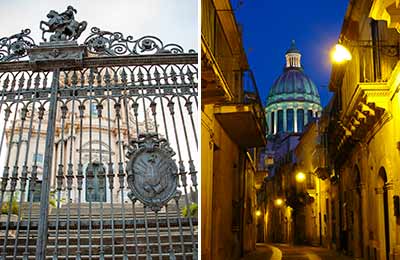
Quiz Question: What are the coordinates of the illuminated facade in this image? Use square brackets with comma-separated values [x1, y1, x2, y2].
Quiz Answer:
[258, 42, 323, 245]
[201, 0, 266, 258]
[326, 0, 400, 259]
[265, 41, 322, 135]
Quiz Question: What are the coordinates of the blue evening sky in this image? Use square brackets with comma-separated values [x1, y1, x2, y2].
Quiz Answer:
[234, 0, 349, 107]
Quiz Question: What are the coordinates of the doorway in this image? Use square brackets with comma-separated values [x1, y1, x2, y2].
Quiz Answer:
[379, 167, 390, 260]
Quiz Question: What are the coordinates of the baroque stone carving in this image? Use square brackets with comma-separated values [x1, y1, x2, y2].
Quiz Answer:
[40, 6, 87, 42]
[125, 133, 178, 211]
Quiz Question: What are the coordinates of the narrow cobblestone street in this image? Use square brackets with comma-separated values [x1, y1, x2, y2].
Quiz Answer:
[242, 244, 355, 260]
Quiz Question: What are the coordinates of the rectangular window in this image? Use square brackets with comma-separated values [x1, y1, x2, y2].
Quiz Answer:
[307, 110, 314, 124]
[270, 112, 275, 134]
[33, 153, 43, 165]
[287, 109, 294, 132]
[297, 109, 304, 132]
[306, 174, 315, 189]
[91, 103, 98, 116]
[277, 110, 283, 133]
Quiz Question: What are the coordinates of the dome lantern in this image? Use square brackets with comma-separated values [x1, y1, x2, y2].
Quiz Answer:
[285, 40, 301, 68]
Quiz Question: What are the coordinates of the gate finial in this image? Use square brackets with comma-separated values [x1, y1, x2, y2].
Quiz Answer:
[39, 6, 87, 42]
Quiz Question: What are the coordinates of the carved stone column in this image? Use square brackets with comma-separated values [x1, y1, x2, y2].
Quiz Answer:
[294, 108, 298, 133]
[283, 109, 287, 132]
[359, 183, 368, 258]
[304, 106, 309, 126]
[385, 182, 396, 259]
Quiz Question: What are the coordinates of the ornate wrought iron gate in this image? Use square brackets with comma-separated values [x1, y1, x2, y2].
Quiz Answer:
[0, 6, 198, 260]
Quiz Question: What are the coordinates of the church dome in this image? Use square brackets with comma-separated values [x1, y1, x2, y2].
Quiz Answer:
[265, 41, 322, 135]
[266, 41, 320, 106]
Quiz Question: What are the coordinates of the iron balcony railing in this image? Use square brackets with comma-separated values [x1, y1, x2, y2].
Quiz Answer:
[201, 0, 241, 101]
[243, 70, 267, 137]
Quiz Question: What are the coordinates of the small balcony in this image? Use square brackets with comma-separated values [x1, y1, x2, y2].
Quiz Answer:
[201, 0, 250, 105]
[214, 104, 266, 147]
[312, 146, 329, 180]
[214, 71, 267, 148]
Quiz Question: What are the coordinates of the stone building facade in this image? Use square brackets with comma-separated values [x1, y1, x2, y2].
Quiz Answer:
[260, 1, 400, 259]
[201, 0, 266, 258]
[5, 97, 156, 204]
[258, 42, 323, 245]
[326, 0, 400, 259]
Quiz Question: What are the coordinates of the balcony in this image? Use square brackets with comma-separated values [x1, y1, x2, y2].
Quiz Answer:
[255, 170, 268, 189]
[214, 104, 266, 147]
[201, 0, 248, 104]
[214, 71, 267, 148]
[370, 0, 400, 32]
[312, 146, 329, 180]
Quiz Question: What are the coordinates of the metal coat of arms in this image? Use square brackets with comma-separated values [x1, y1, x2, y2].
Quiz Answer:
[126, 133, 178, 212]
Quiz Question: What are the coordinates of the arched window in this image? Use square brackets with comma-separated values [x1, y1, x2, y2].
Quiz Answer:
[297, 109, 304, 132]
[277, 110, 284, 133]
[287, 109, 294, 132]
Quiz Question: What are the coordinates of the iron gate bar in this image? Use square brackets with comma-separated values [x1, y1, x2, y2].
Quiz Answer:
[0, 7, 198, 260]
[1, 74, 26, 258]
[24, 104, 46, 259]
[12, 75, 37, 259]
[65, 87, 76, 260]
[97, 98, 106, 260]
[105, 77, 116, 260]
[36, 69, 60, 260]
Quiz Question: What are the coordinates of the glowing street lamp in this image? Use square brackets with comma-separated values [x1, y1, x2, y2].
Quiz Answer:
[295, 172, 306, 183]
[331, 44, 352, 63]
[274, 198, 283, 207]
[255, 210, 262, 217]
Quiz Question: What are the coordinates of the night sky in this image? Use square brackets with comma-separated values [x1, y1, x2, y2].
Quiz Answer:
[234, 0, 349, 107]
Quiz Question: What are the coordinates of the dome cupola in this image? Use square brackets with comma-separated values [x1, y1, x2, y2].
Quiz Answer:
[265, 41, 322, 135]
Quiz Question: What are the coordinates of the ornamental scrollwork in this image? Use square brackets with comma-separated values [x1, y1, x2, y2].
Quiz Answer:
[84, 27, 195, 56]
[0, 29, 36, 62]
[0, 7, 196, 63]
[125, 133, 179, 212]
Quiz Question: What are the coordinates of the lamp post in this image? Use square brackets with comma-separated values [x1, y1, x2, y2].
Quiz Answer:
[330, 42, 399, 64]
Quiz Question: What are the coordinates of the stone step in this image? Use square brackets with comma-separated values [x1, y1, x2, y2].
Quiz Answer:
[4, 252, 194, 259]
[0, 233, 195, 245]
[22, 212, 187, 219]
[0, 202, 197, 259]
[0, 218, 198, 230]
[3, 241, 194, 256]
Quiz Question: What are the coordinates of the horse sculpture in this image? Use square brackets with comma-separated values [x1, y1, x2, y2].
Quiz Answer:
[39, 6, 87, 42]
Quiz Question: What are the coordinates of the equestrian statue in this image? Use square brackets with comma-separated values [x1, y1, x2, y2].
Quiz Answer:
[40, 6, 87, 42]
